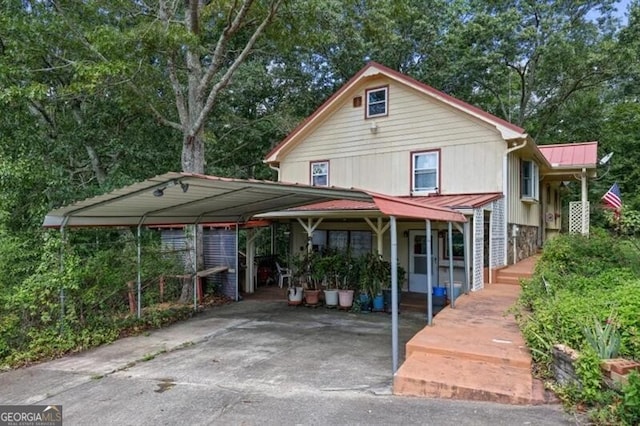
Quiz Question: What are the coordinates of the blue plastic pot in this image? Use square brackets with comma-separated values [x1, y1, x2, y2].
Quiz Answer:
[372, 294, 384, 311]
[433, 287, 446, 297]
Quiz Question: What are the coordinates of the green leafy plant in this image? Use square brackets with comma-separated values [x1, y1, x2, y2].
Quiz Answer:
[618, 371, 640, 426]
[583, 313, 621, 360]
[575, 347, 604, 405]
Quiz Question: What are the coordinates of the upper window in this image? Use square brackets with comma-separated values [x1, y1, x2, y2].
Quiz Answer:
[412, 151, 439, 193]
[520, 159, 539, 200]
[311, 161, 329, 186]
[365, 87, 388, 118]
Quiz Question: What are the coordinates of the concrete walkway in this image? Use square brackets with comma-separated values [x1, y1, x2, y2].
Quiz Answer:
[394, 256, 549, 405]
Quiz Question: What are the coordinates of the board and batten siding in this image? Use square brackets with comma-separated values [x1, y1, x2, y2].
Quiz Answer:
[279, 78, 505, 196]
[507, 153, 540, 227]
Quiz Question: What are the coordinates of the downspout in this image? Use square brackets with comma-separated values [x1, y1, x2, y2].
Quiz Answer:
[268, 163, 281, 181]
[503, 138, 527, 265]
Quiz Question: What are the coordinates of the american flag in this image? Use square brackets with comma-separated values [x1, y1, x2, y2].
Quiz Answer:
[602, 183, 622, 211]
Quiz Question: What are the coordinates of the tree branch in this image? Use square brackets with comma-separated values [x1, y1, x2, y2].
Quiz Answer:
[190, 0, 282, 137]
[197, 0, 255, 98]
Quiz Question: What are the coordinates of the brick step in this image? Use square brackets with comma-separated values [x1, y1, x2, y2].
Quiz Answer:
[394, 353, 535, 405]
[405, 323, 531, 369]
[493, 275, 524, 285]
[496, 270, 533, 279]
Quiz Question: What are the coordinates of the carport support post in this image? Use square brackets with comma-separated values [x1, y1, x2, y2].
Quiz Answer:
[193, 222, 199, 310]
[426, 219, 433, 326]
[448, 221, 455, 309]
[136, 217, 145, 319]
[59, 217, 69, 332]
[390, 215, 399, 373]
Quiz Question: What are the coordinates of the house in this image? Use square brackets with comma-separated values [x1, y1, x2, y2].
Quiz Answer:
[261, 62, 598, 293]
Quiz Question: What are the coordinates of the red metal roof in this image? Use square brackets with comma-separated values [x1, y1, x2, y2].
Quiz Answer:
[538, 141, 598, 168]
[404, 193, 503, 209]
[289, 199, 378, 211]
[286, 194, 467, 222]
[290, 193, 502, 213]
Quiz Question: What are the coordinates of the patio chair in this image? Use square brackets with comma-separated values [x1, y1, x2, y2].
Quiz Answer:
[275, 262, 292, 288]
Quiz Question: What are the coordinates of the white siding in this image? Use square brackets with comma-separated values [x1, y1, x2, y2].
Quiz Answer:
[280, 78, 505, 195]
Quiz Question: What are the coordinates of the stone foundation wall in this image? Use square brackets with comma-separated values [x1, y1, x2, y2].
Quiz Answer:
[507, 224, 538, 264]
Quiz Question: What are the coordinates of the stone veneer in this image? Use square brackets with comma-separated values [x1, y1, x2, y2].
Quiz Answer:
[507, 224, 538, 264]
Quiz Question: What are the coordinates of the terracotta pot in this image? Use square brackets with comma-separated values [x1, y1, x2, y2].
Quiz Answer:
[305, 289, 321, 305]
[338, 289, 354, 308]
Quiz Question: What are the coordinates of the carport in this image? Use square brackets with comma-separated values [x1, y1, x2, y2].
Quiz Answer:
[44, 172, 466, 372]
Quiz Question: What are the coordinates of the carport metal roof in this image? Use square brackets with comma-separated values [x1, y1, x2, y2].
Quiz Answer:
[43, 172, 466, 228]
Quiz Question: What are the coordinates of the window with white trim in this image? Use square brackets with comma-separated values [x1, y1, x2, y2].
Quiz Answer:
[520, 160, 539, 200]
[366, 87, 388, 118]
[311, 161, 329, 186]
[412, 151, 439, 193]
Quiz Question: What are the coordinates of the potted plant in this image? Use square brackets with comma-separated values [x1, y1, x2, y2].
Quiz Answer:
[383, 262, 406, 313]
[288, 252, 310, 305]
[337, 252, 357, 309]
[361, 253, 387, 312]
[318, 251, 340, 307]
[302, 251, 323, 306]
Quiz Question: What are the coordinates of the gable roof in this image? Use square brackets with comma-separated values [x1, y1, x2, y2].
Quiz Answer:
[264, 62, 527, 163]
[539, 141, 598, 168]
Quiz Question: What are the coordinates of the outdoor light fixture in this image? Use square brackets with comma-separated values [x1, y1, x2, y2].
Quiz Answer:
[180, 181, 189, 193]
[153, 187, 165, 197]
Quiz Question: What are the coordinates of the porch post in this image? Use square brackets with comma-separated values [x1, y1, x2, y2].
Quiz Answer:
[297, 218, 323, 253]
[390, 216, 399, 373]
[364, 217, 390, 256]
[246, 229, 257, 293]
[463, 220, 471, 294]
[581, 168, 589, 235]
[426, 219, 433, 326]
[448, 221, 455, 309]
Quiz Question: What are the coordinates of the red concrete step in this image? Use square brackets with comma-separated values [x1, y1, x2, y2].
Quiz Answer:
[394, 352, 535, 405]
[405, 323, 531, 369]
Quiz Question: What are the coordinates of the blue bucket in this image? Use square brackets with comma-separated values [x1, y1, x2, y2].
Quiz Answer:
[433, 287, 446, 297]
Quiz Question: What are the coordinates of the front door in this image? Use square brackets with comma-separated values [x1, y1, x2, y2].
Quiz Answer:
[409, 230, 439, 293]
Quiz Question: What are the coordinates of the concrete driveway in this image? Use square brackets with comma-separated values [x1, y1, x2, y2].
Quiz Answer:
[0, 300, 574, 425]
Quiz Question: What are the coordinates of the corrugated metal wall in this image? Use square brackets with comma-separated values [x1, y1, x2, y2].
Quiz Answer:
[203, 228, 237, 301]
[161, 228, 238, 301]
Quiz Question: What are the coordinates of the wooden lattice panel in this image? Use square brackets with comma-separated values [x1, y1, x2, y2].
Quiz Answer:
[569, 201, 589, 234]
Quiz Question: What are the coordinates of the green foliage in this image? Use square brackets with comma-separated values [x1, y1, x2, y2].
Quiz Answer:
[583, 314, 621, 359]
[575, 347, 605, 405]
[618, 371, 640, 426]
[0, 229, 187, 368]
[516, 232, 640, 424]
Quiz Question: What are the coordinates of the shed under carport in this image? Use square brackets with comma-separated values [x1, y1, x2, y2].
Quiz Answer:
[44, 172, 466, 372]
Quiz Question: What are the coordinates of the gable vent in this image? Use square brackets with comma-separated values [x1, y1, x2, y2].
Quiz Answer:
[352, 96, 362, 108]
